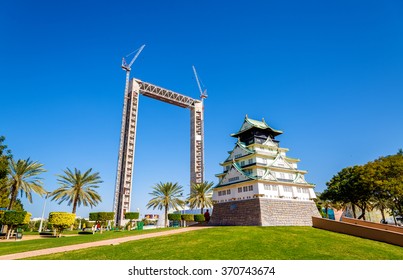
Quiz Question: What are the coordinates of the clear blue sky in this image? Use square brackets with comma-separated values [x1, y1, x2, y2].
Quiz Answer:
[1, 1, 402, 219]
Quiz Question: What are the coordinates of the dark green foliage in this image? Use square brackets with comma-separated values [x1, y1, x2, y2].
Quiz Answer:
[323, 150, 403, 220]
[1, 210, 31, 239]
[89, 212, 98, 222]
[167, 213, 181, 221]
[0, 136, 12, 209]
[1, 211, 29, 226]
[194, 214, 205, 222]
[181, 214, 194, 221]
[89, 212, 114, 227]
[124, 212, 139, 220]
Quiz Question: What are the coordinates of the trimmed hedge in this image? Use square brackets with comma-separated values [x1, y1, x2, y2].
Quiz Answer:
[194, 214, 205, 222]
[1, 211, 31, 227]
[48, 212, 76, 236]
[124, 212, 139, 220]
[168, 213, 181, 221]
[89, 212, 114, 223]
[181, 214, 194, 221]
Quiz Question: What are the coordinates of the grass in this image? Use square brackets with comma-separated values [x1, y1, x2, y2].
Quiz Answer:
[0, 228, 173, 256]
[21, 226, 403, 260]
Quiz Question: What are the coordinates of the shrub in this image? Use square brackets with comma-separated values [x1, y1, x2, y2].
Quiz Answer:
[125, 212, 139, 220]
[48, 212, 75, 237]
[89, 212, 114, 233]
[1, 211, 31, 239]
[194, 214, 205, 222]
[168, 213, 181, 221]
[181, 214, 194, 221]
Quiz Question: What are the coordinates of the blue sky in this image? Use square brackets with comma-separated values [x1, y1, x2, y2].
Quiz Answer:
[1, 1, 402, 219]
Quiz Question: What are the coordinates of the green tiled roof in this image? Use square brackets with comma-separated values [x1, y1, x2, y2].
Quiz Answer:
[231, 115, 283, 137]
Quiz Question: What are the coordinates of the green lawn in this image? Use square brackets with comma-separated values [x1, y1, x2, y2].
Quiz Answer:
[23, 226, 403, 260]
[0, 228, 173, 256]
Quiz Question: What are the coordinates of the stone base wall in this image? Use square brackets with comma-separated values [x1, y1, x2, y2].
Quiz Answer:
[260, 199, 321, 226]
[210, 198, 321, 226]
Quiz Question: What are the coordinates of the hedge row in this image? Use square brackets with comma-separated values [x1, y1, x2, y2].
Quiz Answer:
[167, 214, 205, 222]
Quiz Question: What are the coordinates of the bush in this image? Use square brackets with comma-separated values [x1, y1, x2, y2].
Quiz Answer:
[89, 212, 114, 224]
[48, 212, 75, 237]
[168, 213, 181, 221]
[1, 211, 31, 239]
[181, 214, 194, 221]
[194, 214, 205, 222]
[125, 212, 139, 220]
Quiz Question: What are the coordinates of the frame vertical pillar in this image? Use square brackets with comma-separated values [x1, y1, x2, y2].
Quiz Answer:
[190, 101, 204, 185]
[113, 80, 140, 226]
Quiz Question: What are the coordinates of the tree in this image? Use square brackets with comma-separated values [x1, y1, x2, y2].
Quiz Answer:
[0, 211, 31, 239]
[146, 182, 185, 228]
[187, 181, 214, 214]
[89, 212, 114, 233]
[124, 212, 139, 230]
[48, 212, 75, 237]
[368, 152, 403, 219]
[0, 136, 12, 209]
[324, 165, 373, 220]
[7, 158, 47, 210]
[50, 168, 102, 214]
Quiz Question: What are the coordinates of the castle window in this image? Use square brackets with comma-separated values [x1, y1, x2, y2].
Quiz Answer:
[227, 189, 231, 195]
[243, 186, 248, 192]
[248, 185, 253, 191]
[238, 187, 242, 193]
[228, 176, 239, 182]
[234, 153, 242, 158]
[283, 186, 292, 192]
[248, 159, 253, 164]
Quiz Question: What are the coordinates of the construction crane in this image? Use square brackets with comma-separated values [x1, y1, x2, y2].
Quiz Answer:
[192, 65, 208, 100]
[122, 44, 146, 95]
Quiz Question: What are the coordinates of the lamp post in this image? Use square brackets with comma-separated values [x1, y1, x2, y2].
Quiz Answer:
[38, 192, 50, 233]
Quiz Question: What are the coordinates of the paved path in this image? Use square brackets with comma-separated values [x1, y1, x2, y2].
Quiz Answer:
[0, 226, 212, 260]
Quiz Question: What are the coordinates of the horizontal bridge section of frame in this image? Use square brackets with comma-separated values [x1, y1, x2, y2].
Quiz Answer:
[131, 78, 199, 108]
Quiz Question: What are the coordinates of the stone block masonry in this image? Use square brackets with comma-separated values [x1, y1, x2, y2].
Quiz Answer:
[210, 198, 321, 226]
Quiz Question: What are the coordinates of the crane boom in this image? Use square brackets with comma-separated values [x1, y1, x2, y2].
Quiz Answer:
[192, 65, 207, 99]
[122, 44, 146, 72]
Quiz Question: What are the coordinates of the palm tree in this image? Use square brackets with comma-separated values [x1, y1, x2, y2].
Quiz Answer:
[7, 158, 47, 210]
[146, 182, 185, 227]
[50, 168, 102, 214]
[187, 181, 214, 214]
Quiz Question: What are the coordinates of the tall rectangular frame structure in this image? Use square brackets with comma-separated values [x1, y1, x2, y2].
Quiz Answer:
[113, 78, 204, 226]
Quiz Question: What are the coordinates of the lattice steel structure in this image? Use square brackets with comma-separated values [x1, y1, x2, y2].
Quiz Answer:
[113, 78, 205, 226]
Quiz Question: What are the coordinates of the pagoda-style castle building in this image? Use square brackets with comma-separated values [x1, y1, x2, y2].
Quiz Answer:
[210, 116, 320, 226]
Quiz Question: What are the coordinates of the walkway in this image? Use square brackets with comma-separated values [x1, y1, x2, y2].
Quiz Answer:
[0, 226, 212, 260]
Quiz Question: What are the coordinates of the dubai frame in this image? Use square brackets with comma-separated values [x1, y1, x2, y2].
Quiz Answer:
[113, 46, 206, 226]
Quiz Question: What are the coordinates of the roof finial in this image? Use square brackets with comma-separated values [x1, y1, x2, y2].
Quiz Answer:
[245, 114, 248, 119]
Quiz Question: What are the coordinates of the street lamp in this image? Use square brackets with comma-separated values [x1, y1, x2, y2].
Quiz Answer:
[38, 192, 50, 233]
